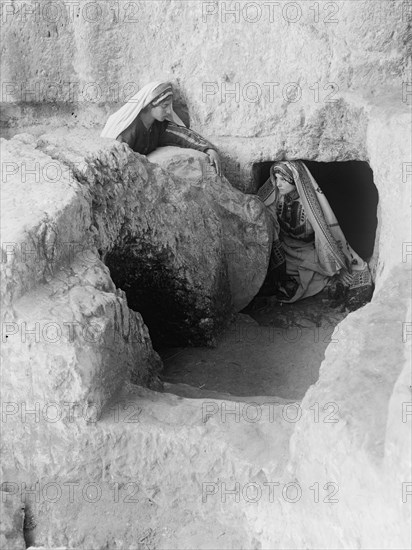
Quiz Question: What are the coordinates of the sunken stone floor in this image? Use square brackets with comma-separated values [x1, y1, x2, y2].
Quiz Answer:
[160, 293, 347, 400]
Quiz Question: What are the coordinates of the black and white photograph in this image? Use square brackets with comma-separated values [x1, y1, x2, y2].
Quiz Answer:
[0, 0, 411, 548]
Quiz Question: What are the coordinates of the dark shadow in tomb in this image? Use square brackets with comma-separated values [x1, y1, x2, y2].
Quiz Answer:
[105, 240, 230, 350]
[253, 160, 379, 261]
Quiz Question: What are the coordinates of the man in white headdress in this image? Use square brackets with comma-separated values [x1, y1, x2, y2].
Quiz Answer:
[101, 81, 221, 175]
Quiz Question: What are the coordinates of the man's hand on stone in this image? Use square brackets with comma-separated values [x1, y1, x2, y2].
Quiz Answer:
[205, 148, 222, 177]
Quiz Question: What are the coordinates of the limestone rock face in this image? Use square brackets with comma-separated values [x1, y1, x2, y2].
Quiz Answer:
[1, 1, 407, 133]
[0, 134, 163, 419]
[148, 146, 271, 312]
[1, 1, 409, 192]
[0, 492, 25, 550]
[2, 253, 162, 417]
[2, 384, 294, 550]
[280, 265, 412, 550]
[0, 135, 93, 308]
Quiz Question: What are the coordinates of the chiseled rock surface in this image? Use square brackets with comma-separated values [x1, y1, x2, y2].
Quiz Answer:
[2, 253, 162, 420]
[1, 1, 407, 137]
[366, 100, 412, 280]
[277, 265, 412, 550]
[1, 1, 409, 193]
[148, 146, 271, 311]
[0, 135, 93, 308]
[1, 135, 162, 415]
[6, 278, 411, 550]
[0, 492, 25, 550]
[2, 384, 294, 549]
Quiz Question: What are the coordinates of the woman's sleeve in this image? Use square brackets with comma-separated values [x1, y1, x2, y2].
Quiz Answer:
[117, 122, 136, 148]
[159, 122, 217, 153]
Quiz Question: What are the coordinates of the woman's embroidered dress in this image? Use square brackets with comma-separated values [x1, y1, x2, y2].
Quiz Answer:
[117, 116, 214, 155]
[258, 161, 370, 303]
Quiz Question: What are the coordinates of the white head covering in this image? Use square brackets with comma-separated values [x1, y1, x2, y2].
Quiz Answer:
[101, 81, 185, 139]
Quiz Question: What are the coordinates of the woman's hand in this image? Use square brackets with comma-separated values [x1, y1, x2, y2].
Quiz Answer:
[205, 148, 222, 177]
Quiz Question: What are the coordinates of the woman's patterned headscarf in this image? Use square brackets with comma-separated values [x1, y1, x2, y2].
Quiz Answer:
[151, 83, 173, 106]
[101, 81, 185, 139]
[257, 161, 296, 206]
[270, 162, 295, 185]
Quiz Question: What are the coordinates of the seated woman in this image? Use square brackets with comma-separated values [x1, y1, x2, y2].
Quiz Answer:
[257, 161, 373, 306]
[101, 81, 221, 175]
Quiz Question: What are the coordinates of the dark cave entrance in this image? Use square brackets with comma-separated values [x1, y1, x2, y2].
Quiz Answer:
[159, 160, 379, 399]
[253, 159, 379, 262]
